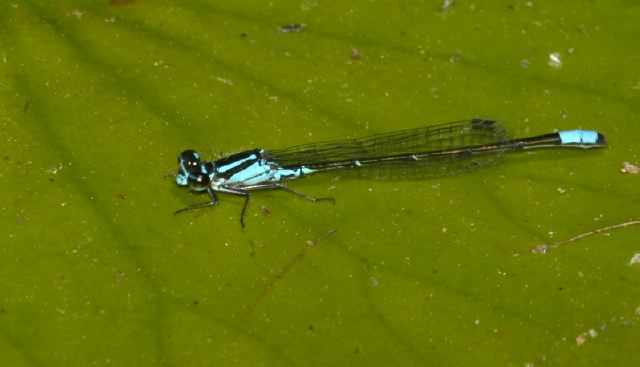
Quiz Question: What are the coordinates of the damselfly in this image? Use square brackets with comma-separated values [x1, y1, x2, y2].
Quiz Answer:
[173, 119, 606, 227]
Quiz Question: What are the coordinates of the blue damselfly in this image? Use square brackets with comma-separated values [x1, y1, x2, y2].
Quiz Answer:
[173, 119, 606, 227]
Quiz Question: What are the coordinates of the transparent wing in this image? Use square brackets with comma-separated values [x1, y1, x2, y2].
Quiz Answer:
[268, 119, 512, 180]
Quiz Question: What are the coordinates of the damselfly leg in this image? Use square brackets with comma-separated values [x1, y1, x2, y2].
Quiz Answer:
[174, 188, 219, 215]
[239, 183, 336, 204]
[226, 183, 334, 228]
[175, 183, 335, 228]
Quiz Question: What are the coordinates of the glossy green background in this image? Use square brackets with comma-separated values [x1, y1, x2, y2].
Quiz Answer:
[1, 0, 639, 365]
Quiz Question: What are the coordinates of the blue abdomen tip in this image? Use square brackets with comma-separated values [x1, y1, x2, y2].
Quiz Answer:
[559, 130, 604, 145]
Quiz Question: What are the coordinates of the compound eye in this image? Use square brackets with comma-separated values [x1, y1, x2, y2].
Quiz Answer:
[187, 172, 210, 191]
[178, 150, 201, 169]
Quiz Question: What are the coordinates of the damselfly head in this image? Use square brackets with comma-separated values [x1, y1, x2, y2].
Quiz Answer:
[176, 150, 213, 191]
[178, 150, 201, 168]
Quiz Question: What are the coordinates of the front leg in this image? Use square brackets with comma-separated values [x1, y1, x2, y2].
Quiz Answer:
[174, 187, 219, 215]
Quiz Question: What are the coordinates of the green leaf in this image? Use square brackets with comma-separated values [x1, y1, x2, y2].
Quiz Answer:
[1, 0, 639, 365]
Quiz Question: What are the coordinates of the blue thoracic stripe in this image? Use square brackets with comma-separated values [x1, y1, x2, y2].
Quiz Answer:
[227, 160, 271, 185]
[224, 161, 316, 186]
[559, 130, 600, 145]
[217, 153, 258, 173]
[273, 166, 315, 180]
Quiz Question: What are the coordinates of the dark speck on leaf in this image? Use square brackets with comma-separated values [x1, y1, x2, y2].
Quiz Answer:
[279, 24, 305, 33]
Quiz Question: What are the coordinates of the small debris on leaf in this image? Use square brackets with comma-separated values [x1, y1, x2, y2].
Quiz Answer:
[279, 24, 305, 33]
[621, 161, 639, 174]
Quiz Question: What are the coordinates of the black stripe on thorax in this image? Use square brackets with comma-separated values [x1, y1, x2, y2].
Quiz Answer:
[214, 149, 265, 180]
